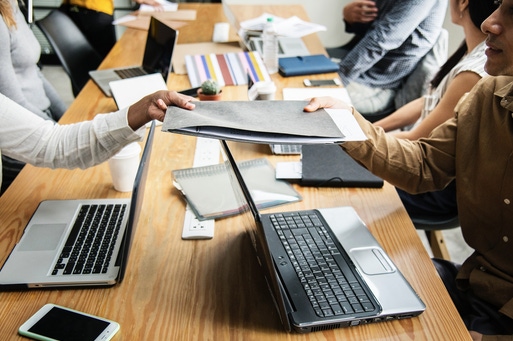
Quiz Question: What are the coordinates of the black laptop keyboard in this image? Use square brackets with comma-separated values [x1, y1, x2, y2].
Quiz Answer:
[269, 211, 376, 318]
[114, 67, 147, 79]
[52, 204, 127, 276]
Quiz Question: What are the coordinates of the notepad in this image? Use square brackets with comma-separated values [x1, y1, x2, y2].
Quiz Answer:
[172, 158, 301, 220]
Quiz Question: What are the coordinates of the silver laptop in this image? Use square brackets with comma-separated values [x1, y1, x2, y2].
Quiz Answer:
[0, 122, 156, 290]
[220, 140, 425, 332]
[89, 17, 178, 97]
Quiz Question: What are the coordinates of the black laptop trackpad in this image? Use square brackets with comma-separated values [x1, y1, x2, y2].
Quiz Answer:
[18, 224, 66, 252]
[350, 248, 395, 275]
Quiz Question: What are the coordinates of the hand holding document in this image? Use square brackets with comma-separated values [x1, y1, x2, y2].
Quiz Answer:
[162, 100, 367, 144]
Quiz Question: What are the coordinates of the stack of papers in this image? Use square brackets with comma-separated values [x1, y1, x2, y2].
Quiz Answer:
[239, 13, 326, 38]
[236, 13, 326, 53]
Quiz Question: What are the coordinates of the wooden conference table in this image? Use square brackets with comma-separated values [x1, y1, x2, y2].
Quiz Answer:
[0, 3, 471, 340]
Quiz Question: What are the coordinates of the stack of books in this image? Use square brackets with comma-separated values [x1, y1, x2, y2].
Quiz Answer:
[184, 51, 271, 87]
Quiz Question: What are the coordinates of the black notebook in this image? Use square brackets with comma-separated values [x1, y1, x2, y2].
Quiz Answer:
[300, 144, 383, 188]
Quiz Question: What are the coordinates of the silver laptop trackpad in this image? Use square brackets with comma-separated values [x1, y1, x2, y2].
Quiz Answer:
[350, 248, 395, 275]
[18, 224, 66, 251]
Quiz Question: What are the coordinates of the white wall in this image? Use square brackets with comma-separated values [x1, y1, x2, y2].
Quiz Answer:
[225, 0, 465, 55]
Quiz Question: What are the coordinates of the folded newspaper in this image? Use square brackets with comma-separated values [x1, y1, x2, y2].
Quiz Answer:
[162, 100, 366, 144]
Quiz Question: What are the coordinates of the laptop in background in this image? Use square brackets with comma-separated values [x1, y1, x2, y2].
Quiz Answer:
[220, 140, 425, 332]
[0, 122, 156, 290]
[89, 17, 178, 97]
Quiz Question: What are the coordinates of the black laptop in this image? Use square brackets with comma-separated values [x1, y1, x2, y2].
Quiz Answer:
[89, 17, 178, 97]
[220, 140, 425, 332]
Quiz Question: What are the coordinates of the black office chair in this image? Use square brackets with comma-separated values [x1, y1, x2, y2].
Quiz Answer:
[411, 214, 460, 260]
[36, 10, 103, 97]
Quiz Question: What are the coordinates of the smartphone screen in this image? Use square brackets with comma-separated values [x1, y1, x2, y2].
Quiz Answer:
[303, 78, 342, 87]
[19, 304, 119, 341]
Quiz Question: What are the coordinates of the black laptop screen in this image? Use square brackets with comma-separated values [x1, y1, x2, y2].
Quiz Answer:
[220, 140, 292, 331]
[142, 17, 177, 82]
[116, 121, 156, 282]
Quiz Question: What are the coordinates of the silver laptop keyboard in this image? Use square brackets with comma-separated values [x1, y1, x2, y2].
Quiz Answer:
[52, 204, 127, 276]
[269, 211, 376, 318]
[114, 67, 147, 79]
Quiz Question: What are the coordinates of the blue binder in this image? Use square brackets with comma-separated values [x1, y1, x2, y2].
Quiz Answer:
[278, 54, 339, 77]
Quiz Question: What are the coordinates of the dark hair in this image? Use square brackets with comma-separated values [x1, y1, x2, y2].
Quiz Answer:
[430, 41, 466, 88]
[430, 0, 498, 88]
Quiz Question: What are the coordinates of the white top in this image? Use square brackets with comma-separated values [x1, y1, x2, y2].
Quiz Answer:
[0, 94, 144, 189]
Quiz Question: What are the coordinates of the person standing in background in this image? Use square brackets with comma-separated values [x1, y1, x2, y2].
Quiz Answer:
[59, 0, 162, 59]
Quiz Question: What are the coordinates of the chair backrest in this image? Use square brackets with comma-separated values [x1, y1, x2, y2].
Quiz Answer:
[394, 29, 449, 109]
[412, 213, 459, 261]
[36, 10, 103, 97]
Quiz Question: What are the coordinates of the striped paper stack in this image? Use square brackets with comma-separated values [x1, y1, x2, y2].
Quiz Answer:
[185, 51, 271, 87]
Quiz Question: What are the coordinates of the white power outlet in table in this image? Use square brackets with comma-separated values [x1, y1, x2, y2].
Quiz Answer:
[181, 138, 219, 239]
